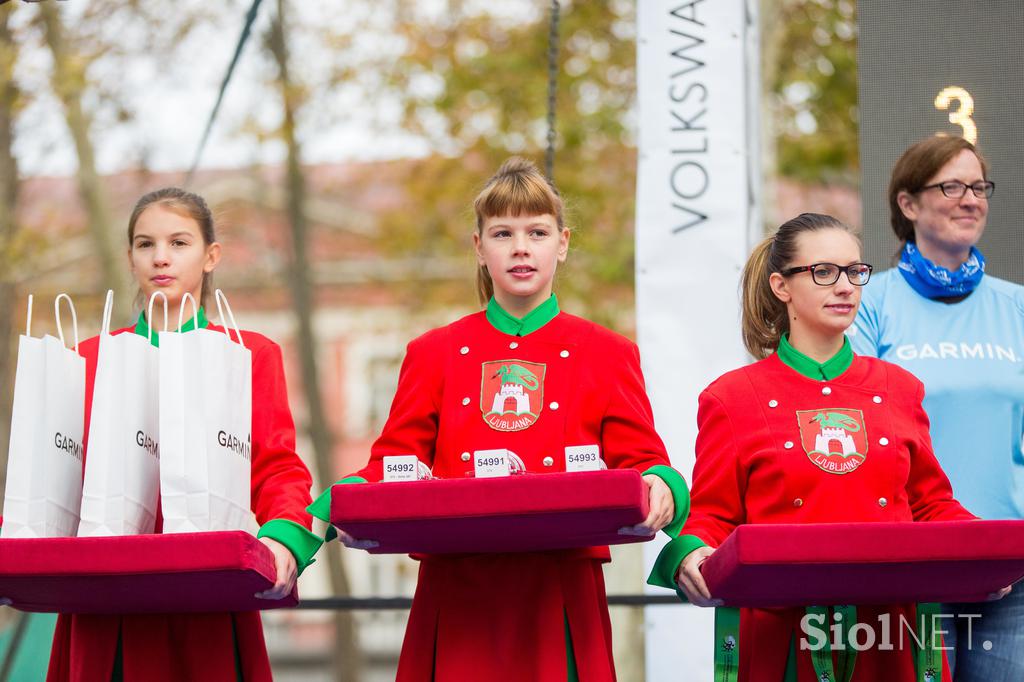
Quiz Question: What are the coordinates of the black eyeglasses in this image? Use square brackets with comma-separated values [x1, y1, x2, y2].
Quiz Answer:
[917, 180, 995, 199]
[781, 262, 873, 286]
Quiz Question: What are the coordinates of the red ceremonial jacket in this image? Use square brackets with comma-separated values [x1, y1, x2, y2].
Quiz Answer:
[47, 324, 315, 682]
[352, 309, 673, 682]
[686, 353, 973, 682]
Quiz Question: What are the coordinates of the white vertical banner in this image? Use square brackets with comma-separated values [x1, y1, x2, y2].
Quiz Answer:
[636, 1, 760, 680]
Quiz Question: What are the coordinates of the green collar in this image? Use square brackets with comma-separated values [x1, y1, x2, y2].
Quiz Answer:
[485, 295, 560, 337]
[134, 307, 208, 348]
[776, 333, 853, 381]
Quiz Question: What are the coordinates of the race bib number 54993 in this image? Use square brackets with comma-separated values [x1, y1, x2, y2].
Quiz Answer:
[565, 445, 602, 472]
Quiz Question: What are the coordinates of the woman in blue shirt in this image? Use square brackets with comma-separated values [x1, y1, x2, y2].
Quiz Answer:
[852, 136, 1024, 681]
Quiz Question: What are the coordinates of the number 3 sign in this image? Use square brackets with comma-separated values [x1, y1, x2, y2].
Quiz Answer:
[935, 86, 977, 144]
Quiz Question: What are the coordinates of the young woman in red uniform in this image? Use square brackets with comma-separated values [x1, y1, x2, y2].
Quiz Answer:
[47, 188, 322, 682]
[647, 213, 1001, 682]
[309, 157, 689, 681]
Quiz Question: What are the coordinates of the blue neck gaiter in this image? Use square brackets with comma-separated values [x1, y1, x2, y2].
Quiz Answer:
[897, 242, 985, 299]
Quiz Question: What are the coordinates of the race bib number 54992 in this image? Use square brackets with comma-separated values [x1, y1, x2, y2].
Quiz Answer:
[383, 455, 420, 482]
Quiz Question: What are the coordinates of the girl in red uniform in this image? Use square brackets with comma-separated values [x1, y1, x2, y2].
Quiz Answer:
[647, 213, 1004, 682]
[47, 188, 321, 682]
[310, 157, 689, 681]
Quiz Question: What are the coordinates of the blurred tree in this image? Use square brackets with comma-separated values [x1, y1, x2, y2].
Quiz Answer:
[36, 2, 125, 308]
[376, 0, 640, 329]
[265, 2, 362, 680]
[374, 0, 860, 299]
[0, 13, 60, 679]
[767, 0, 858, 184]
[0, 0, 20, 514]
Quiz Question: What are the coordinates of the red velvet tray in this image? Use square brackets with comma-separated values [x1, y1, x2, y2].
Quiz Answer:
[0, 531, 297, 614]
[330, 470, 652, 554]
[701, 520, 1024, 607]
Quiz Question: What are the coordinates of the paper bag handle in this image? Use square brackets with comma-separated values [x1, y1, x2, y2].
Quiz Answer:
[54, 293, 79, 352]
[177, 292, 200, 331]
[214, 289, 245, 349]
[25, 294, 32, 337]
[146, 292, 169, 343]
[100, 290, 114, 336]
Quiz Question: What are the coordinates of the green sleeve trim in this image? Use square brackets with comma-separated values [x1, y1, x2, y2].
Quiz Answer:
[646, 534, 708, 596]
[642, 465, 690, 537]
[257, 518, 324, 575]
[306, 476, 367, 522]
[306, 476, 367, 543]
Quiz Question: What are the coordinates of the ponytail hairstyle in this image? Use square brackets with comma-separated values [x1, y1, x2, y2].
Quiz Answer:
[741, 212, 858, 359]
[472, 157, 565, 306]
[128, 187, 217, 310]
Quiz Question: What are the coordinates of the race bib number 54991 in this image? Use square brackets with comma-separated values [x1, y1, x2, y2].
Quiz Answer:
[473, 449, 511, 478]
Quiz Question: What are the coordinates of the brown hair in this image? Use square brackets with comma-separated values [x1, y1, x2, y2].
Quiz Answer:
[472, 157, 564, 305]
[741, 213, 859, 359]
[888, 136, 989, 244]
[128, 187, 217, 309]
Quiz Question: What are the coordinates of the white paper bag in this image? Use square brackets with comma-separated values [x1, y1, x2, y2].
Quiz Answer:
[78, 291, 164, 537]
[159, 291, 252, 533]
[1, 295, 85, 538]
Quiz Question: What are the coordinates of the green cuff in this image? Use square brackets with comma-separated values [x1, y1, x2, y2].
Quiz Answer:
[307, 476, 367, 543]
[646, 534, 708, 594]
[257, 518, 324, 575]
[307, 476, 367, 522]
[642, 464, 690, 537]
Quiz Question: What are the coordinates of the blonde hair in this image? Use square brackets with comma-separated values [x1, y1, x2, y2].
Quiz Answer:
[472, 157, 564, 305]
[741, 213, 858, 359]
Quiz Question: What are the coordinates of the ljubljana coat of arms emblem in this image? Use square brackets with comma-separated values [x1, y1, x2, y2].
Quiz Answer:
[480, 360, 546, 431]
[796, 408, 868, 475]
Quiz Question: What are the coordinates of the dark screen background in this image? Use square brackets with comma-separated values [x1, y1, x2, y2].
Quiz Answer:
[858, 1, 1024, 281]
